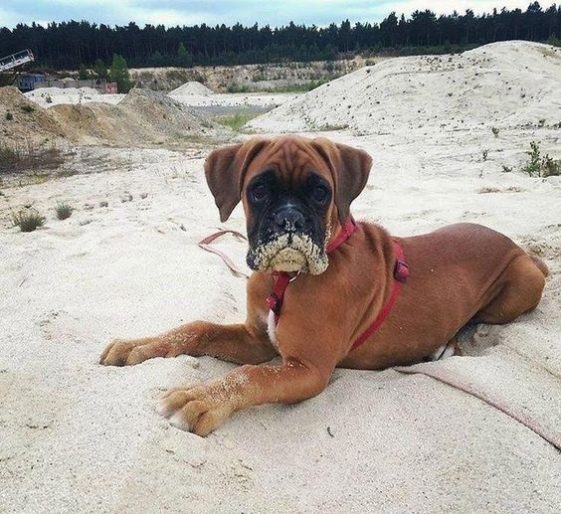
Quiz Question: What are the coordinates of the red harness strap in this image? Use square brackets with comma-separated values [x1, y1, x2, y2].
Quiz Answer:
[265, 217, 409, 352]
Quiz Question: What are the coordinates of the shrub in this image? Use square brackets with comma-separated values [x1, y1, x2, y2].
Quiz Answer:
[5, 111, 13, 121]
[227, 84, 251, 93]
[0, 139, 64, 174]
[542, 154, 561, 177]
[20, 104, 34, 113]
[217, 111, 257, 131]
[492, 127, 499, 137]
[55, 202, 73, 220]
[523, 141, 542, 176]
[12, 208, 45, 232]
[521, 141, 561, 177]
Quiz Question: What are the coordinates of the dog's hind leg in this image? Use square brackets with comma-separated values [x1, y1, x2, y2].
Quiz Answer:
[100, 321, 277, 366]
[472, 254, 547, 325]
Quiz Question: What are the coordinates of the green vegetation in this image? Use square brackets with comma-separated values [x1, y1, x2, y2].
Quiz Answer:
[227, 84, 251, 93]
[228, 80, 327, 94]
[20, 104, 34, 113]
[55, 202, 74, 220]
[0, 139, 64, 174]
[177, 42, 193, 67]
[5, 111, 13, 121]
[78, 63, 91, 80]
[12, 208, 46, 232]
[522, 141, 561, 177]
[217, 112, 258, 131]
[93, 58, 108, 79]
[109, 54, 132, 93]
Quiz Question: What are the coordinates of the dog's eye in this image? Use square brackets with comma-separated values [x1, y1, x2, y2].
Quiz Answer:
[311, 185, 329, 204]
[250, 184, 269, 202]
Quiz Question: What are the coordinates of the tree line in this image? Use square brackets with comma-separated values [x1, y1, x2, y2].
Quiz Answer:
[1, 2, 560, 69]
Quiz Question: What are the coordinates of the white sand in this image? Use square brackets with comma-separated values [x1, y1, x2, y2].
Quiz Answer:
[169, 91, 299, 109]
[249, 41, 561, 133]
[2, 41, 561, 512]
[169, 81, 215, 97]
[25, 87, 125, 108]
[25, 85, 296, 111]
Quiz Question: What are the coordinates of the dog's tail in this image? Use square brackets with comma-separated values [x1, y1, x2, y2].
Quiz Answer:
[530, 255, 549, 277]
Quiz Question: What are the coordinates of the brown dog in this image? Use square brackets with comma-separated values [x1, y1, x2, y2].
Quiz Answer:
[100, 135, 548, 436]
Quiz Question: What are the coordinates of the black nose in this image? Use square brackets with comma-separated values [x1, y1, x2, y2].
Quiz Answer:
[273, 208, 305, 232]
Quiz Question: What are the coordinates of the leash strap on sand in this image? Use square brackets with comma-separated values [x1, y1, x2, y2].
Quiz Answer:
[393, 365, 561, 452]
[198, 230, 250, 279]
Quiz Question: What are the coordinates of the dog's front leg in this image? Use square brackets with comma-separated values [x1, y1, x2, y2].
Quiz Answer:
[158, 359, 331, 436]
[100, 321, 276, 366]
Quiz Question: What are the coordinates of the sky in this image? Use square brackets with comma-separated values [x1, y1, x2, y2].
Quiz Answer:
[0, 1, 543, 29]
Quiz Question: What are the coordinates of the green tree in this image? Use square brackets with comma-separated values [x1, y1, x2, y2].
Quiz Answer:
[177, 42, 193, 67]
[93, 58, 108, 79]
[109, 53, 132, 93]
[78, 63, 90, 80]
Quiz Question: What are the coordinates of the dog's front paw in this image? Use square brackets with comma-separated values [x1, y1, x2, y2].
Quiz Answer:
[157, 385, 235, 437]
[100, 339, 157, 366]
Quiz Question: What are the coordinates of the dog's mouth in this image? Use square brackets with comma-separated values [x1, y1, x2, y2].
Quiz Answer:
[247, 233, 328, 275]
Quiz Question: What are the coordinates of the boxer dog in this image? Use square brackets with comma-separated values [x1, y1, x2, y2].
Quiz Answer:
[100, 136, 548, 436]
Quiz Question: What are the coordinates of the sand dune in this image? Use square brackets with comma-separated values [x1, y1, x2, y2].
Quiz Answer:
[249, 41, 561, 133]
[47, 89, 220, 146]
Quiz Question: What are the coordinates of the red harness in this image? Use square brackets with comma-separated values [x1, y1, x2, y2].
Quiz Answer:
[265, 217, 409, 352]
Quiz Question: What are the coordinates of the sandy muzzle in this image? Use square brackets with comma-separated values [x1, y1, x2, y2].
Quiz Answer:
[247, 233, 329, 275]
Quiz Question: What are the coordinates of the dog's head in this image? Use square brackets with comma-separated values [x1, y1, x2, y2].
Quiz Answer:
[204, 136, 372, 275]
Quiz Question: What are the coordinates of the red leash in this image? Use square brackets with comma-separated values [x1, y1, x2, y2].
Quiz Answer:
[266, 217, 409, 352]
[198, 229, 250, 279]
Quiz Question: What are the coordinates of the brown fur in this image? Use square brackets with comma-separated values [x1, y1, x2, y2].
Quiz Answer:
[101, 136, 547, 436]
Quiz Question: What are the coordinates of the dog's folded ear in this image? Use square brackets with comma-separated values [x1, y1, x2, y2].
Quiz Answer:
[311, 138, 372, 221]
[204, 138, 269, 222]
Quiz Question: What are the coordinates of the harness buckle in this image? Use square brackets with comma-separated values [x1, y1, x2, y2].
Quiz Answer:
[394, 260, 409, 282]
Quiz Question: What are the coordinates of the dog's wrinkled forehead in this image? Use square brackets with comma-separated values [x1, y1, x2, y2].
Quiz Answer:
[244, 137, 333, 188]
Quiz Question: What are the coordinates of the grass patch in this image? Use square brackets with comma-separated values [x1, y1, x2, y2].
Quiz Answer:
[227, 84, 251, 93]
[12, 208, 46, 232]
[260, 80, 328, 93]
[521, 141, 561, 178]
[227, 80, 328, 94]
[55, 201, 74, 220]
[0, 139, 65, 175]
[217, 111, 258, 131]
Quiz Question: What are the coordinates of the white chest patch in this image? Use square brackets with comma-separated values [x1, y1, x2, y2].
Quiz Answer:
[266, 310, 278, 348]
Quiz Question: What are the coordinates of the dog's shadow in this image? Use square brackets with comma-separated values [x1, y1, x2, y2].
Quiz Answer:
[456, 323, 504, 357]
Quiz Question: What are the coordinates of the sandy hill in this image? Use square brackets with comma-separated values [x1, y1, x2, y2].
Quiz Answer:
[49, 89, 218, 146]
[169, 81, 214, 97]
[248, 41, 561, 134]
[25, 87, 124, 108]
[0, 86, 65, 143]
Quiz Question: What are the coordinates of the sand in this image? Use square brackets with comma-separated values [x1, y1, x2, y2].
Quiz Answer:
[1, 41, 561, 512]
[169, 81, 215, 97]
[0, 87, 66, 144]
[249, 41, 561, 134]
[47, 89, 222, 146]
[25, 87, 125, 109]
[169, 91, 298, 110]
